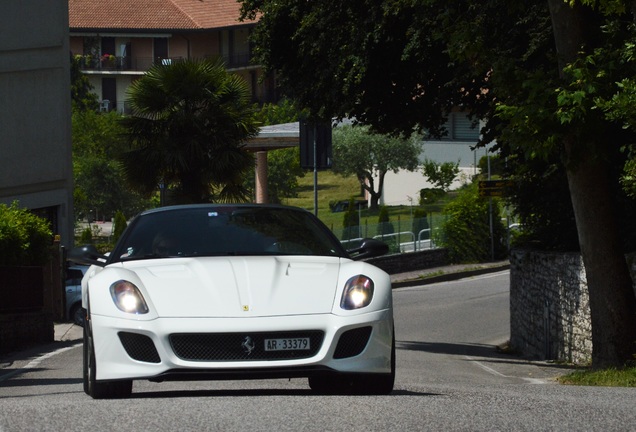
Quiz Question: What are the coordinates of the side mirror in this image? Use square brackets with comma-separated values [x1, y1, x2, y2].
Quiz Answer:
[67, 244, 107, 267]
[348, 238, 389, 260]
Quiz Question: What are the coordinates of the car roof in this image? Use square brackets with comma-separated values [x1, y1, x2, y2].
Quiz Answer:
[138, 203, 311, 216]
[67, 264, 89, 273]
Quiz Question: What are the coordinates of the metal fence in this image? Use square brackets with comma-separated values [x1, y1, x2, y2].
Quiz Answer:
[333, 214, 446, 253]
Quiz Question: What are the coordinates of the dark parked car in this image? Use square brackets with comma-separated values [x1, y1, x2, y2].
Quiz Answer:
[65, 265, 88, 326]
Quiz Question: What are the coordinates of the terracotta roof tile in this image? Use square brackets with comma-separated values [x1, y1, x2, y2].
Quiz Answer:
[69, 0, 250, 30]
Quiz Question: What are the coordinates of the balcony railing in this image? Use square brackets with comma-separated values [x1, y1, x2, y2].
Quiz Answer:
[75, 53, 254, 73]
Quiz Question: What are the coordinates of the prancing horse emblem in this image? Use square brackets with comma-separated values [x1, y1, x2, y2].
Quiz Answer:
[241, 336, 255, 355]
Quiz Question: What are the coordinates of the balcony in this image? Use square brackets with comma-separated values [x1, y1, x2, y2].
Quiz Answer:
[75, 53, 255, 73]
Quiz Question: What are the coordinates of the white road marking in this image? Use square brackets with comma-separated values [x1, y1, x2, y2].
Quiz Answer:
[465, 356, 549, 384]
[0, 343, 81, 382]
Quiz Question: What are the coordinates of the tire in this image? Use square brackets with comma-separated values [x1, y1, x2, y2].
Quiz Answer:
[309, 330, 395, 395]
[82, 314, 132, 399]
[70, 303, 85, 327]
[362, 331, 396, 395]
[82, 323, 90, 395]
[308, 374, 342, 394]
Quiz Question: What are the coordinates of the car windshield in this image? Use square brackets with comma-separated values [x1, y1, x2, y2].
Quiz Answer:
[110, 205, 347, 263]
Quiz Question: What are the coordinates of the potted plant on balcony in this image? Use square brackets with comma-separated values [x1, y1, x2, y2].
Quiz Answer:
[100, 53, 116, 69]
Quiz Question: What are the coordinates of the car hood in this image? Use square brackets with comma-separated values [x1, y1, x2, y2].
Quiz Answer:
[123, 256, 343, 318]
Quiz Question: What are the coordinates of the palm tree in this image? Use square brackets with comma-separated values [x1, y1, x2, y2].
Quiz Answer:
[120, 58, 258, 204]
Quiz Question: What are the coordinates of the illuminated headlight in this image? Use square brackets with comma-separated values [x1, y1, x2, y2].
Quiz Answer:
[340, 275, 374, 310]
[109, 280, 149, 314]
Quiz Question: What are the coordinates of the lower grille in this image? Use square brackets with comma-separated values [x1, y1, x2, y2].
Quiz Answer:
[118, 332, 161, 363]
[169, 331, 324, 361]
[333, 326, 372, 359]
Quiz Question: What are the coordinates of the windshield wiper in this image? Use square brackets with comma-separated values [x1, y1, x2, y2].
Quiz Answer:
[119, 253, 179, 262]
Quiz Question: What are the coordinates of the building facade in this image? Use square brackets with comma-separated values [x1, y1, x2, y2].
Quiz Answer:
[68, 0, 275, 114]
[0, 1, 74, 246]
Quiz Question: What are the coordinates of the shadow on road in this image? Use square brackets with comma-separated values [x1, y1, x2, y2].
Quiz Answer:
[129, 388, 440, 399]
[397, 340, 575, 372]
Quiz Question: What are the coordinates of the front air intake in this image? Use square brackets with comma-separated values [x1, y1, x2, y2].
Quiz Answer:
[333, 326, 372, 359]
[118, 332, 161, 363]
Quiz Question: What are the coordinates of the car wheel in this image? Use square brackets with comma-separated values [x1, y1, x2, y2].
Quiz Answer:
[82, 323, 90, 395]
[309, 330, 395, 395]
[361, 331, 395, 395]
[83, 315, 132, 399]
[71, 303, 85, 327]
[307, 374, 340, 394]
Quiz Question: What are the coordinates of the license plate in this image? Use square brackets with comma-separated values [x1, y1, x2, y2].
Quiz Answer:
[264, 337, 310, 351]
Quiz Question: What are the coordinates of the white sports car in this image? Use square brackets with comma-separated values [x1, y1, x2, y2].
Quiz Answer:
[69, 204, 394, 399]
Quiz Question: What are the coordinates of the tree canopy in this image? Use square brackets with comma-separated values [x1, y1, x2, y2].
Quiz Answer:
[421, 159, 460, 192]
[332, 124, 420, 209]
[120, 58, 258, 204]
[70, 54, 98, 112]
[239, 0, 636, 368]
[72, 110, 150, 220]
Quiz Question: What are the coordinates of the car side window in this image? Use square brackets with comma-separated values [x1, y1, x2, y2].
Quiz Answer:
[66, 269, 84, 286]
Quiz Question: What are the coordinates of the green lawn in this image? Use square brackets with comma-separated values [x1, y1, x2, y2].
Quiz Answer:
[281, 170, 452, 235]
[559, 366, 636, 387]
[282, 170, 361, 229]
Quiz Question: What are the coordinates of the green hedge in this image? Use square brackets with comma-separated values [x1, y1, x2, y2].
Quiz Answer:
[0, 202, 52, 266]
[435, 184, 507, 263]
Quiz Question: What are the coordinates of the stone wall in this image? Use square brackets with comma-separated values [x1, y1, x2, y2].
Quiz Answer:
[0, 313, 53, 355]
[510, 249, 636, 365]
[366, 248, 449, 275]
[0, 246, 63, 355]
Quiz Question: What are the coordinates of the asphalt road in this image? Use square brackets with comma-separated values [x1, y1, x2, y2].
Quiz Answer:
[1, 271, 636, 431]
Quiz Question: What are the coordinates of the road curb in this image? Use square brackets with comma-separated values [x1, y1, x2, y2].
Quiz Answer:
[392, 263, 511, 289]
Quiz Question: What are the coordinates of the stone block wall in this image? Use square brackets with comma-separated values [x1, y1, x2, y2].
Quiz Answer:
[510, 249, 636, 365]
[0, 313, 53, 355]
[0, 246, 63, 354]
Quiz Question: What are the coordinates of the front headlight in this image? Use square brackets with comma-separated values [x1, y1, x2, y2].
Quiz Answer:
[110, 280, 149, 314]
[340, 275, 374, 310]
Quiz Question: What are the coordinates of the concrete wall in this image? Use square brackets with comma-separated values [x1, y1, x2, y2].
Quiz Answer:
[0, 1, 74, 246]
[509, 249, 636, 365]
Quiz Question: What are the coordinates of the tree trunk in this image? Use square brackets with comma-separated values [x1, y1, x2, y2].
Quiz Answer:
[549, 0, 636, 368]
[564, 138, 636, 368]
[364, 170, 386, 211]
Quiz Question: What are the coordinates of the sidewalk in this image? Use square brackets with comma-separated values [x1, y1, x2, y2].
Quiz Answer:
[51, 260, 510, 343]
[54, 321, 84, 342]
[390, 260, 510, 288]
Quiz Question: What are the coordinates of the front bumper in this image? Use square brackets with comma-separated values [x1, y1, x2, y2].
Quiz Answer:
[90, 309, 393, 381]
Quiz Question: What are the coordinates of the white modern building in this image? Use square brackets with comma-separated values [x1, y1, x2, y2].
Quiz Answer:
[378, 113, 494, 206]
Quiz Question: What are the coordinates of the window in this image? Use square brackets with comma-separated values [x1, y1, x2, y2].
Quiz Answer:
[438, 112, 480, 141]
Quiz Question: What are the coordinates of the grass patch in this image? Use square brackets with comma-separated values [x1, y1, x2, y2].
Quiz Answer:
[558, 366, 636, 387]
[282, 170, 361, 229]
[282, 169, 453, 231]
[418, 270, 446, 279]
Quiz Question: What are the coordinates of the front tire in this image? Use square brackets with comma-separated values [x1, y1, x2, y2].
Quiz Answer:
[309, 330, 395, 395]
[83, 316, 132, 399]
[71, 304, 85, 327]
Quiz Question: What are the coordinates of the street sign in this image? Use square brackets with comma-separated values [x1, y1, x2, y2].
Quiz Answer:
[478, 180, 513, 197]
[299, 120, 332, 169]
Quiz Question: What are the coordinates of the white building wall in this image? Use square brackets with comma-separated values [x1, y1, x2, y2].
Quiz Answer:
[377, 139, 495, 206]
